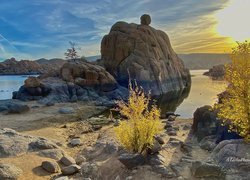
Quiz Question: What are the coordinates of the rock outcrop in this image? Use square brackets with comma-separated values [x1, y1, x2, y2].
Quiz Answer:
[14, 60, 128, 106]
[100, 14, 191, 96]
[0, 128, 61, 158]
[211, 139, 250, 179]
[203, 64, 225, 80]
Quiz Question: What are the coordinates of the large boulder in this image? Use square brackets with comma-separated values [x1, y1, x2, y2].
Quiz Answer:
[0, 163, 23, 180]
[192, 105, 218, 141]
[211, 139, 250, 179]
[14, 60, 128, 106]
[60, 61, 117, 92]
[0, 128, 60, 158]
[100, 15, 190, 96]
[192, 105, 242, 143]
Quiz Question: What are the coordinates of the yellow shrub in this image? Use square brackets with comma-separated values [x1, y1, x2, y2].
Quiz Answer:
[114, 84, 163, 154]
[215, 41, 250, 140]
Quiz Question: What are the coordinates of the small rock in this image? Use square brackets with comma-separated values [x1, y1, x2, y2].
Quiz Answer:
[167, 115, 176, 122]
[170, 140, 181, 147]
[182, 124, 191, 130]
[125, 176, 133, 180]
[118, 153, 145, 169]
[61, 155, 76, 166]
[0, 163, 23, 180]
[114, 119, 120, 127]
[167, 130, 177, 136]
[132, 169, 137, 174]
[153, 165, 175, 177]
[69, 138, 81, 146]
[140, 14, 151, 25]
[61, 124, 68, 128]
[38, 149, 65, 160]
[154, 135, 165, 144]
[92, 125, 102, 131]
[81, 162, 98, 178]
[59, 107, 75, 114]
[41, 161, 60, 173]
[75, 155, 86, 165]
[180, 142, 192, 156]
[61, 164, 81, 175]
[148, 140, 162, 154]
[148, 154, 166, 166]
[54, 176, 69, 180]
[46, 101, 55, 106]
[7, 103, 30, 114]
[199, 135, 217, 151]
[191, 161, 225, 178]
[103, 142, 118, 154]
[70, 95, 78, 102]
[115, 175, 121, 180]
[172, 126, 180, 131]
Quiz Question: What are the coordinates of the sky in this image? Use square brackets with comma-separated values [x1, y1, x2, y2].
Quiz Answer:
[0, 0, 249, 61]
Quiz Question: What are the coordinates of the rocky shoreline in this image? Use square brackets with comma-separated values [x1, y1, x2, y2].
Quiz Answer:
[0, 101, 249, 180]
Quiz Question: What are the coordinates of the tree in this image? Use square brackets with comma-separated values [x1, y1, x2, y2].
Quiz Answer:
[114, 83, 163, 154]
[64, 41, 79, 61]
[215, 41, 250, 140]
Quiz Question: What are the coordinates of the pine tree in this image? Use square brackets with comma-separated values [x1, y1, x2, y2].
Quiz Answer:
[64, 41, 79, 62]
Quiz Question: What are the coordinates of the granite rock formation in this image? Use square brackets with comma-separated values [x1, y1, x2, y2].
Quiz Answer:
[14, 60, 127, 106]
[100, 15, 191, 96]
[203, 64, 225, 80]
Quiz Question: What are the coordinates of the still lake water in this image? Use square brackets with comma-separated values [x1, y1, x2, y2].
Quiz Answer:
[0, 70, 226, 118]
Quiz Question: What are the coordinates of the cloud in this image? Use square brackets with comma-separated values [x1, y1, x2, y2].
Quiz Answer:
[0, 0, 232, 60]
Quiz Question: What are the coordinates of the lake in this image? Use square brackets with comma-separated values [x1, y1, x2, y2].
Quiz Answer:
[174, 70, 227, 118]
[0, 70, 227, 118]
[0, 75, 32, 100]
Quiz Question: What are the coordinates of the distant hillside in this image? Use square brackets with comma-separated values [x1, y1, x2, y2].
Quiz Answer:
[179, 53, 231, 70]
[85, 55, 101, 62]
[0, 53, 231, 75]
[0, 58, 66, 75]
[85, 54, 231, 70]
[35, 58, 66, 70]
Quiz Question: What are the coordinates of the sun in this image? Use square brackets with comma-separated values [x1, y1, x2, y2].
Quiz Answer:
[216, 0, 250, 41]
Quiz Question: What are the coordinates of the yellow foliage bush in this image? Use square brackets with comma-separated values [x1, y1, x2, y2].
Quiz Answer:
[215, 41, 250, 140]
[114, 84, 163, 154]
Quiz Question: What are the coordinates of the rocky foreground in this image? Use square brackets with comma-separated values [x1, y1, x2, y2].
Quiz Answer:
[0, 102, 249, 180]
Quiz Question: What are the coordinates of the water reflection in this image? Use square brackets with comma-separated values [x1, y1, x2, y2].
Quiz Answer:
[157, 70, 227, 118]
[154, 85, 191, 117]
